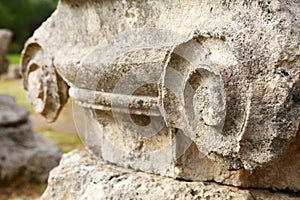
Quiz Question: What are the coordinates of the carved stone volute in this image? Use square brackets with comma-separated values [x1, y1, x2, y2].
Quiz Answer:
[22, 0, 300, 172]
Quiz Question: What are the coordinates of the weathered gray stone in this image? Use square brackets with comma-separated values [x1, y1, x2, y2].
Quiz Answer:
[21, 0, 300, 198]
[0, 29, 12, 75]
[22, 0, 300, 170]
[0, 95, 61, 182]
[41, 150, 300, 200]
[0, 95, 29, 125]
[21, 43, 69, 122]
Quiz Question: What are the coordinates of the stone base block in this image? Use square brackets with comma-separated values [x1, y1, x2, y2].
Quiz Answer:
[41, 150, 300, 200]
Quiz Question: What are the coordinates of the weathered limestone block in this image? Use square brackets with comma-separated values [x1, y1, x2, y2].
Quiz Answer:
[0, 95, 61, 182]
[0, 29, 12, 75]
[22, 0, 300, 195]
[41, 150, 300, 200]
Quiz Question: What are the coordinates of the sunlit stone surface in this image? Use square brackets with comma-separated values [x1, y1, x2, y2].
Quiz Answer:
[22, 0, 300, 198]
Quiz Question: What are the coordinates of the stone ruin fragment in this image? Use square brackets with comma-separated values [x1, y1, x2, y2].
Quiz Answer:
[0, 29, 12, 75]
[21, 0, 299, 199]
[0, 29, 21, 79]
[0, 94, 61, 182]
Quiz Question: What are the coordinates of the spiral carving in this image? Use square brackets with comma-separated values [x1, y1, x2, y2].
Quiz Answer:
[21, 41, 69, 122]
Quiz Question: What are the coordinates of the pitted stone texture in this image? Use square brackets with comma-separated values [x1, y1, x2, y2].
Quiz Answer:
[179, 127, 300, 192]
[237, 127, 300, 192]
[87, 115, 300, 192]
[41, 150, 300, 200]
[0, 29, 12, 75]
[0, 95, 61, 182]
[22, 0, 300, 171]
[21, 42, 69, 122]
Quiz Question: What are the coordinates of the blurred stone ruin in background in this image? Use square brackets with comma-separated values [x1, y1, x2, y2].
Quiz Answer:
[0, 29, 61, 185]
[0, 95, 61, 183]
[0, 29, 22, 80]
[22, 0, 300, 199]
[0, 29, 12, 76]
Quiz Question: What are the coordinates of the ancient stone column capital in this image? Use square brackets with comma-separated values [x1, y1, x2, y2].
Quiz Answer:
[22, 0, 300, 171]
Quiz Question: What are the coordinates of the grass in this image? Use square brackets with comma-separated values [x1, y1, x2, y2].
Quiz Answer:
[0, 79, 32, 111]
[7, 54, 21, 65]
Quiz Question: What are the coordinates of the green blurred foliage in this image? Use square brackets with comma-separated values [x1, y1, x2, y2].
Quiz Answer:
[7, 54, 21, 64]
[0, 0, 58, 53]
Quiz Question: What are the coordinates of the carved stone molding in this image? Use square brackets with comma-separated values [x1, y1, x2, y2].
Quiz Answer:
[21, 40, 69, 122]
[22, 0, 300, 192]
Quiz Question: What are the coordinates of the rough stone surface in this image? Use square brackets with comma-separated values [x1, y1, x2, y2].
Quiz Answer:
[0, 95, 61, 182]
[21, 43, 69, 122]
[41, 150, 300, 200]
[22, 0, 300, 170]
[83, 108, 300, 192]
[22, 0, 300, 197]
[0, 29, 12, 75]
